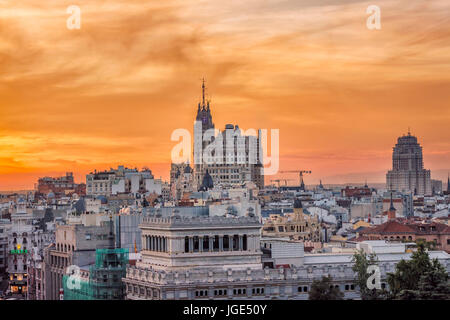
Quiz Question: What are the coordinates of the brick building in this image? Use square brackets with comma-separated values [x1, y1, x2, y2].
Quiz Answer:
[359, 218, 450, 253]
[36, 172, 86, 197]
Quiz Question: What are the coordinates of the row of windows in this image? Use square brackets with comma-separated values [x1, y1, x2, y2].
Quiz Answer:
[195, 287, 265, 298]
[184, 235, 248, 252]
[209, 169, 240, 174]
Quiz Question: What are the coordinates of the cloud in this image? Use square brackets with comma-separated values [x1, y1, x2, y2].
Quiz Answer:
[0, 0, 449, 189]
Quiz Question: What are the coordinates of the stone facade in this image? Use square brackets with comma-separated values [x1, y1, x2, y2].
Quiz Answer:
[123, 216, 450, 300]
[386, 132, 432, 195]
[137, 215, 262, 271]
[193, 81, 264, 190]
[42, 222, 112, 300]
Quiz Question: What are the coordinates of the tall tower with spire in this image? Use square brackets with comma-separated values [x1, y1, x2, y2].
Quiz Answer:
[192, 79, 264, 190]
[195, 78, 214, 133]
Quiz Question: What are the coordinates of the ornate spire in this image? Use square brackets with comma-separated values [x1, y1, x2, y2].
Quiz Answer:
[202, 77, 206, 109]
[389, 191, 396, 212]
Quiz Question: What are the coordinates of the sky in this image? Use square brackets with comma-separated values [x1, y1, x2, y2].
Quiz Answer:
[0, 0, 449, 190]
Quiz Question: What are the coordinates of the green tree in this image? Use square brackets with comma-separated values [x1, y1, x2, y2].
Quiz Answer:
[351, 249, 386, 300]
[308, 276, 344, 300]
[387, 243, 450, 299]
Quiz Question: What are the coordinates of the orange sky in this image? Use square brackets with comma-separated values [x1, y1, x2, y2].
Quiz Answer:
[1, 0, 449, 190]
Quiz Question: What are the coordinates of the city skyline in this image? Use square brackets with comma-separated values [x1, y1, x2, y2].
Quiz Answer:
[1, 0, 450, 190]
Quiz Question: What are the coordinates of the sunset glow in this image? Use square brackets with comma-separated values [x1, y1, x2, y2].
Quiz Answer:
[1, 0, 449, 190]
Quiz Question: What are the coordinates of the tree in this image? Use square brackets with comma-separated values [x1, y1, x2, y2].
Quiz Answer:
[387, 243, 450, 299]
[308, 276, 344, 300]
[351, 249, 386, 300]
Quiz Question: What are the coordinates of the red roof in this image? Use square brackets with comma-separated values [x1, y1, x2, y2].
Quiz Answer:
[360, 219, 450, 235]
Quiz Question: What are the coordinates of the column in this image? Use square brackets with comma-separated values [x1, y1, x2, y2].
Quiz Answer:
[199, 236, 203, 252]
[219, 236, 223, 251]
[209, 236, 213, 252]
[239, 235, 243, 251]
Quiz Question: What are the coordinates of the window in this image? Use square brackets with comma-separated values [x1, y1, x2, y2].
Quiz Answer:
[203, 236, 209, 251]
[193, 236, 199, 252]
[214, 289, 227, 296]
[213, 236, 219, 251]
[185, 237, 189, 252]
[223, 236, 230, 251]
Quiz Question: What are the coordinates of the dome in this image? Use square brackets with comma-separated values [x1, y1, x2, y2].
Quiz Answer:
[96, 195, 108, 204]
[199, 170, 214, 191]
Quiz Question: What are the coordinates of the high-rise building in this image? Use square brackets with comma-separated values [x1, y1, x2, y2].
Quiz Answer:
[193, 80, 264, 189]
[386, 132, 432, 195]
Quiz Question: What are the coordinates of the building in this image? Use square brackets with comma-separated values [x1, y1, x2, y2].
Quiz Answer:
[431, 179, 443, 195]
[359, 218, 450, 253]
[262, 200, 321, 242]
[342, 185, 372, 199]
[381, 191, 413, 218]
[36, 172, 86, 198]
[386, 132, 432, 195]
[170, 163, 195, 201]
[0, 219, 11, 275]
[193, 80, 264, 190]
[7, 199, 33, 296]
[62, 217, 129, 300]
[86, 166, 163, 197]
[42, 221, 113, 300]
[123, 215, 450, 300]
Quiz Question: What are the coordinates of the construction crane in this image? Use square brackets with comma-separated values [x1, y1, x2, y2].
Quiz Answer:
[279, 170, 312, 190]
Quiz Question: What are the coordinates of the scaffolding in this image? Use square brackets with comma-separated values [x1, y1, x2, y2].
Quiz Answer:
[63, 248, 129, 300]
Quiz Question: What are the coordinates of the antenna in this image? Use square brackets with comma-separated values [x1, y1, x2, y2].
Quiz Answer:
[201, 77, 206, 107]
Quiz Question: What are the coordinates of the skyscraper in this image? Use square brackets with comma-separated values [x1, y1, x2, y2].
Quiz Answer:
[193, 80, 264, 189]
[386, 131, 432, 195]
